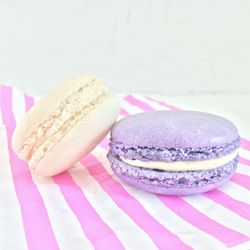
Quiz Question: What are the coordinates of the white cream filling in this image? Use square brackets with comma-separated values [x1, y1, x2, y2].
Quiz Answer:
[120, 151, 238, 171]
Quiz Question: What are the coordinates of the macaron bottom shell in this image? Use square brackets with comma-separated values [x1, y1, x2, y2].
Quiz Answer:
[107, 152, 238, 196]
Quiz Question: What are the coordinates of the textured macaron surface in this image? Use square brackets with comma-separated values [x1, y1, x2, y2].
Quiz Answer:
[108, 151, 238, 195]
[108, 111, 239, 195]
[110, 111, 240, 161]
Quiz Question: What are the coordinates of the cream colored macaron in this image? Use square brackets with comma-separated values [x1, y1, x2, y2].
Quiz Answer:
[12, 75, 120, 176]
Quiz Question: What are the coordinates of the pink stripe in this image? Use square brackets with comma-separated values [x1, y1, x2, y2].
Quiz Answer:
[204, 189, 250, 220]
[81, 154, 191, 250]
[158, 195, 249, 247]
[145, 96, 181, 110]
[24, 94, 34, 112]
[239, 157, 250, 166]
[53, 172, 124, 250]
[0, 85, 59, 250]
[231, 173, 250, 190]
[124, 95, 155, 112]
[241, 138, 250, 151]
[99, 136, 109, 149]
[120, 108, 130, 117]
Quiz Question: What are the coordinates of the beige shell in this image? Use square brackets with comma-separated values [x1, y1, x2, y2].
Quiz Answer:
[12, 75, 120, 176]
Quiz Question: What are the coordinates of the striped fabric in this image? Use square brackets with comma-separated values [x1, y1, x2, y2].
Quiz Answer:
[0, 85, 249, 250]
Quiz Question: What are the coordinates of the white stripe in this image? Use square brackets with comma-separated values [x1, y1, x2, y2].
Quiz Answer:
[32, 175, 94, 250]
[12, 90, 94, 250]
[217, 181, 250, 205]
[92, 147, 226, 250]
[230, 241, 250, 250]
[237, 164, 250, 177]
[70, 164, 158, 250]
[239, 148, 250, 162]
[12, 87, 27, 124]
[0, 128, 28, 250]
[183, 195, 250, 237]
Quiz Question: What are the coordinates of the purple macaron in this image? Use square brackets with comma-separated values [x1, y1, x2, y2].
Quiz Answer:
[107, 111, 240, 195]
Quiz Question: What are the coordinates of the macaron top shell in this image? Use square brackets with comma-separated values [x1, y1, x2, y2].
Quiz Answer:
[111, 111, 239, 149]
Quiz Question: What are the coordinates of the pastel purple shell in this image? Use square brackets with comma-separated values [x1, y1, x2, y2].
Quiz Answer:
[108, 111, 240, 195]
[111, 111, 239, 148]
[108, 152, 238, 195]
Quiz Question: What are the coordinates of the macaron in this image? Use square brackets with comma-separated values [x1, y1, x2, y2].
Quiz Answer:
[12, 75, 120, 176]
[107, 111, 240, 195]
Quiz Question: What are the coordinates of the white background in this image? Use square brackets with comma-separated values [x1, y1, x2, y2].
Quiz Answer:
[0, 0, 250, 96]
